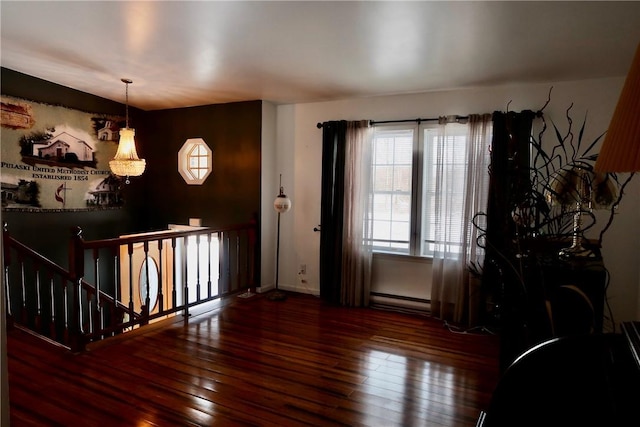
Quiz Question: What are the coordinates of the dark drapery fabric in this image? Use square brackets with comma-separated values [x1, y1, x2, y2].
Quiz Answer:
[319, 120, 348, 304]
[483, 111, 536, 261]
[482, 110, 538, 371]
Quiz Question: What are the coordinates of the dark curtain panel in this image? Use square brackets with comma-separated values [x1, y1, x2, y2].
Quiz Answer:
[484, 111, 535, 260]
[482, 110, 538, 371]
[319, 120, 347, 304]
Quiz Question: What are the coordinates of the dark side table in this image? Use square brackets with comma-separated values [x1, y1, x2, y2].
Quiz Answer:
[541, 253, 606, 335]
[498, 240, 607, 372]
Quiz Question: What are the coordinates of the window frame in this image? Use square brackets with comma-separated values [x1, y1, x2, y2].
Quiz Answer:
[370, 124, 423, 255]
[419, 124, 471, 258]
[370, 122, 471, 258]
[178, 138, 212, 185]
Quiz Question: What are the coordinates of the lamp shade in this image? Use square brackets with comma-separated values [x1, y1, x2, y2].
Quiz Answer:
[594, 42, 640, 173]
[274, 194, 291, 213]
[109, 127, 146, 177]
[545, 165, 617, 209]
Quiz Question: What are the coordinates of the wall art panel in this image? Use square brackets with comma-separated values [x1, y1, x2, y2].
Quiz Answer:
[1, 95, 126, 211]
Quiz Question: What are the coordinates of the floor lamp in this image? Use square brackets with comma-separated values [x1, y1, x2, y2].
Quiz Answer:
[270, 175, 291, 301]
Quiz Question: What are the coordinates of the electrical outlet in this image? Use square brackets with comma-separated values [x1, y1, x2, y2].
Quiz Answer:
[299, 264, 307, 275]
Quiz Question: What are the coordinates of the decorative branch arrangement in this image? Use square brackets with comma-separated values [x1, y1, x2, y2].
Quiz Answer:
[474, 89, 634, 261]
[470, 89, 635, 336]
[529, 97, 633, 251]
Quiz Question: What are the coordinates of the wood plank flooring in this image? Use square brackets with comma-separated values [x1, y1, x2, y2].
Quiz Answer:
[7, 292, 501, 426]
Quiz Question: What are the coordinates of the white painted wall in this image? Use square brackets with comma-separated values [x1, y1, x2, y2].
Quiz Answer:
[268, 77, 640, 325]
[261, 101, 298, 293]
[260, 101, 277, 292]
[371, 253, 432, 310]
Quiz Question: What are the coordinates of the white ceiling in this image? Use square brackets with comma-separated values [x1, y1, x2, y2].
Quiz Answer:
[2, 1, 640, 111]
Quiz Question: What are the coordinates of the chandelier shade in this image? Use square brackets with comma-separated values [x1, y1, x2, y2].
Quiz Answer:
[109, 128, 146, 177]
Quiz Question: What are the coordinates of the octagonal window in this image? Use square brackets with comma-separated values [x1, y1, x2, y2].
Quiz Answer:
[178, 138, 212, 185]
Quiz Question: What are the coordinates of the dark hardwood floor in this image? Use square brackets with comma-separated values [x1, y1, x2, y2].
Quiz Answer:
[7, 292, 500, 426]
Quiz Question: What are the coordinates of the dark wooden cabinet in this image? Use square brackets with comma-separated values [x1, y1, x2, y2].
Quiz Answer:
[541, 254, 606, 335]
[498, 241, 607, 371]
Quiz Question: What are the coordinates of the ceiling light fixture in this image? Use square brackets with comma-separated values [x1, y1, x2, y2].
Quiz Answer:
[109, 78, 146, 183]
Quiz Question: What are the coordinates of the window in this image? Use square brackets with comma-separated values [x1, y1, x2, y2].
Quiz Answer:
[370, 122, 474, 257]
[178, 138, 212, 185]
[370, 127, 414, 253]
[421, 126, 470, 256]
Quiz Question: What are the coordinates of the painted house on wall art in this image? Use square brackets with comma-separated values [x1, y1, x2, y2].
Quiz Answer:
[97, 120, 120, 141]
[1, 182, 19, 207]
[87, 175, 123, 207]
[33, 131, 95, 162]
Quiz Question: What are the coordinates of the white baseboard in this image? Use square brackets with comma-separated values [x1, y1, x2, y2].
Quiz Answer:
[257, 283, 319, 297]
[255, 285, 274, 293]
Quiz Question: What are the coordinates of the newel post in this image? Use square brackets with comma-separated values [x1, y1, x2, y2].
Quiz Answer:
[68, 226, 86, 352]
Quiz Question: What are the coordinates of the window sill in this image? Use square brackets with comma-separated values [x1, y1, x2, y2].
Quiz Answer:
[372, 251, 433, 264]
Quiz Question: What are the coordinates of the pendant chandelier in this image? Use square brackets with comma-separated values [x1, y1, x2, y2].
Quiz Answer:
[109, 78, 146, 183]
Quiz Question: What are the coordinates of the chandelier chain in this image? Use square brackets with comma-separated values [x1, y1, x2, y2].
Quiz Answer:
[125, 82, 128, 127]
[121, 78, 132, 128]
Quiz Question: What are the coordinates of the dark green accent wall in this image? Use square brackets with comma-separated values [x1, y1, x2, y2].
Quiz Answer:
[1, 68, 263, 269]
[1, 68, 135, 264]
[133, 101, 262, 231]
[1, 68, 127, 116]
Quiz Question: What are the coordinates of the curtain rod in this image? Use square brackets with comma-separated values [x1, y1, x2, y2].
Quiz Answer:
[316, 115, 468, 128]
[316, 110, 543, 128]
[369, 116, 469, 126]
[370, 110, 544, 126]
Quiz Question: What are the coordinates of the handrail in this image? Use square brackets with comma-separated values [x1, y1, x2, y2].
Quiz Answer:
[79, 222, 255, 249]
[3, 232, 126, 309]
[4, 220, 258, 352]
[3, 225, 133, 349]
[5, 231, 70, 278]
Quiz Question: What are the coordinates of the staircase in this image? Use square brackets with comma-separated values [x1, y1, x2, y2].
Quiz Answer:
[3, 221, 258, 352]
